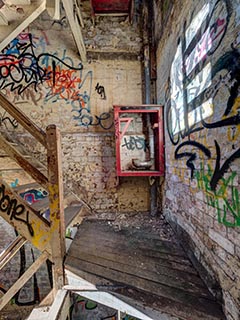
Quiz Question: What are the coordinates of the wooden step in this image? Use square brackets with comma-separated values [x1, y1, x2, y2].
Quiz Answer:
[13, 182, 49, 216]
[0, 135, 47, 175]
[31, 196, 49, 214]
[11, 182, 83, 225]
[14, 182, 43, 193]
[64, 205, 83, 228]
[0, 135, 48, 189]
[13, 182, 83, 225]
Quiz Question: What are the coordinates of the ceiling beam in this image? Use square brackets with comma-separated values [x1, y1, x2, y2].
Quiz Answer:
[46, 0, 60, 20]
[62, 0, 87, 62]
[0, 0, 46, 51]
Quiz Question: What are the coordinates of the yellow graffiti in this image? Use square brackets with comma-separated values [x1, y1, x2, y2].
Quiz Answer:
[227, 97, 240, 141]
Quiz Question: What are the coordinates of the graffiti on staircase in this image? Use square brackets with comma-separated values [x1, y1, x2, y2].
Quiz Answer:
[0, 183, 34, 236]
[0, 240, 52, 306]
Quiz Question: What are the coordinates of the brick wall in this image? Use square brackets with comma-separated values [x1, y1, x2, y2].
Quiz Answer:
[154, 0, 240, 318]
[0, 8, 151, 213]
[0, 5, 151, 308]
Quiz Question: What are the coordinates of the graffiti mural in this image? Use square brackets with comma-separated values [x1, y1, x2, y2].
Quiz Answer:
[166, 0, 240, 226]
[195, 163, 240, 226]
[0, 31, 113, 130]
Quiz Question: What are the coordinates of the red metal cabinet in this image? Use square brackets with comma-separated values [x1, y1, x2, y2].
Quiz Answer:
[91, 0, 132, 14]
[114, 105, 164, 176]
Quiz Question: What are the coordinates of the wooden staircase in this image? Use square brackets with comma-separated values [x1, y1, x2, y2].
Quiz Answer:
[0, 92, 83, 318]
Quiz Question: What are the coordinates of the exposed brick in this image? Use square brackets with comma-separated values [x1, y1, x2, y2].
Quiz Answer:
[223, 291, 240, 320]
[156, 0, 240, 317]
[209, 229, 235, 255]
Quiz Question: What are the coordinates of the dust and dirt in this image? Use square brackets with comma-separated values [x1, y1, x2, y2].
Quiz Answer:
[86, 211, 176, 242]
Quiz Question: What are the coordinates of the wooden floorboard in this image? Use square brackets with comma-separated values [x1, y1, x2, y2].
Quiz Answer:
[66, 251, 210, 298]
[76, 233, 187, 260]
[65, 220, 225, 320]
[73, 235, 193, 268]
[69, 238, 198, 277]
[75, 223, 186, 257]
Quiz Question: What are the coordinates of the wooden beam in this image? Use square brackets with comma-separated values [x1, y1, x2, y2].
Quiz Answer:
[47, 290, 68, 320]
[0, 250, 49, 311]
[46, 125, 66, 290]
[0, 178, 51, 252]
[39, 288, 56, 307]
[62, 0, 87, 62]
[0, 235, 27, 270]
[57, 290, 70, 320]
[0, 93, 47, 147]
[0, 135, 48, 189]
[46, 0, 61, 20]
[28, 290, 70, 320]
[73, 0, 84, 27]
[74, 291, 154, 320]
[0, 0, 46, 52]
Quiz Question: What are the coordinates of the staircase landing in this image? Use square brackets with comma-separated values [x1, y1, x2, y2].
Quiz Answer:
[65, 218, 225, 320]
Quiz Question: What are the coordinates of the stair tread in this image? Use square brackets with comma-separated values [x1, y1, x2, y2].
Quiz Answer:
[31, 197, 49, 212]
[14, 182, 43, 192]
[65, 205, 83, 227]
[13, 182, 82, 226]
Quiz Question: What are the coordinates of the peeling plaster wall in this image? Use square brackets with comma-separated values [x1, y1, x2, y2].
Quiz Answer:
[154, 0, 240, 319]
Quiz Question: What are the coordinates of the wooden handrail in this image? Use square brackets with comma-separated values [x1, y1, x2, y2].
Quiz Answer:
[0, 92, 47, 147]
[0, 235, 27, 270]
[0, 135, 49, 189]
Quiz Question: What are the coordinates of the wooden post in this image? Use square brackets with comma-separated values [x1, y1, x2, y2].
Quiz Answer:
[0, 251, 49, 310]
[46, 125, 66, 290]
[62, 0, 87, 61]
